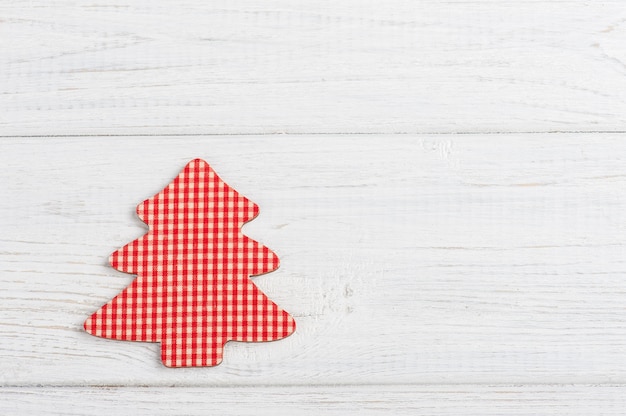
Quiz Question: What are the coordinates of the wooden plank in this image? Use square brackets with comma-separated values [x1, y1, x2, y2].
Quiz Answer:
[3, 384, 626, 415]
[2, 1, 626, 135]
[2, 135, 626, 386]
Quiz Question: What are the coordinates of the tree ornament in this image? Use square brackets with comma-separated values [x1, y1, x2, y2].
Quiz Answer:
[84, 159, 295, 367]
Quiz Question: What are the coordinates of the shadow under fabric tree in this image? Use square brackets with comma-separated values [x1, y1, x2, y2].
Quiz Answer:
[84, 159, 296, 367]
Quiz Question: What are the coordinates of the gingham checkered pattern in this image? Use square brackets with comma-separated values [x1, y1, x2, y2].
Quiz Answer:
[84, 159, 295, 367]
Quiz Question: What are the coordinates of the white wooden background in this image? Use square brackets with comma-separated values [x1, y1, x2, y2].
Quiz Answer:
[2, 0, 626, 414]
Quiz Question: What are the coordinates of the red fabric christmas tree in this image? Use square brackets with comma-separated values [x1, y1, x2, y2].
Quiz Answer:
[84, 159, 295, 367]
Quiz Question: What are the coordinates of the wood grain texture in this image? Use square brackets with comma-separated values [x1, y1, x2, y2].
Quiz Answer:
[3, 0, 626, 412]
[3, 385, 626, 415]
[3, 136, 626, 392]
[2, 0, 626, 135]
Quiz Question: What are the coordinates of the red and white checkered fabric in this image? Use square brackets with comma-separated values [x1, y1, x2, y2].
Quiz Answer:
[84, 159, 295, 367]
